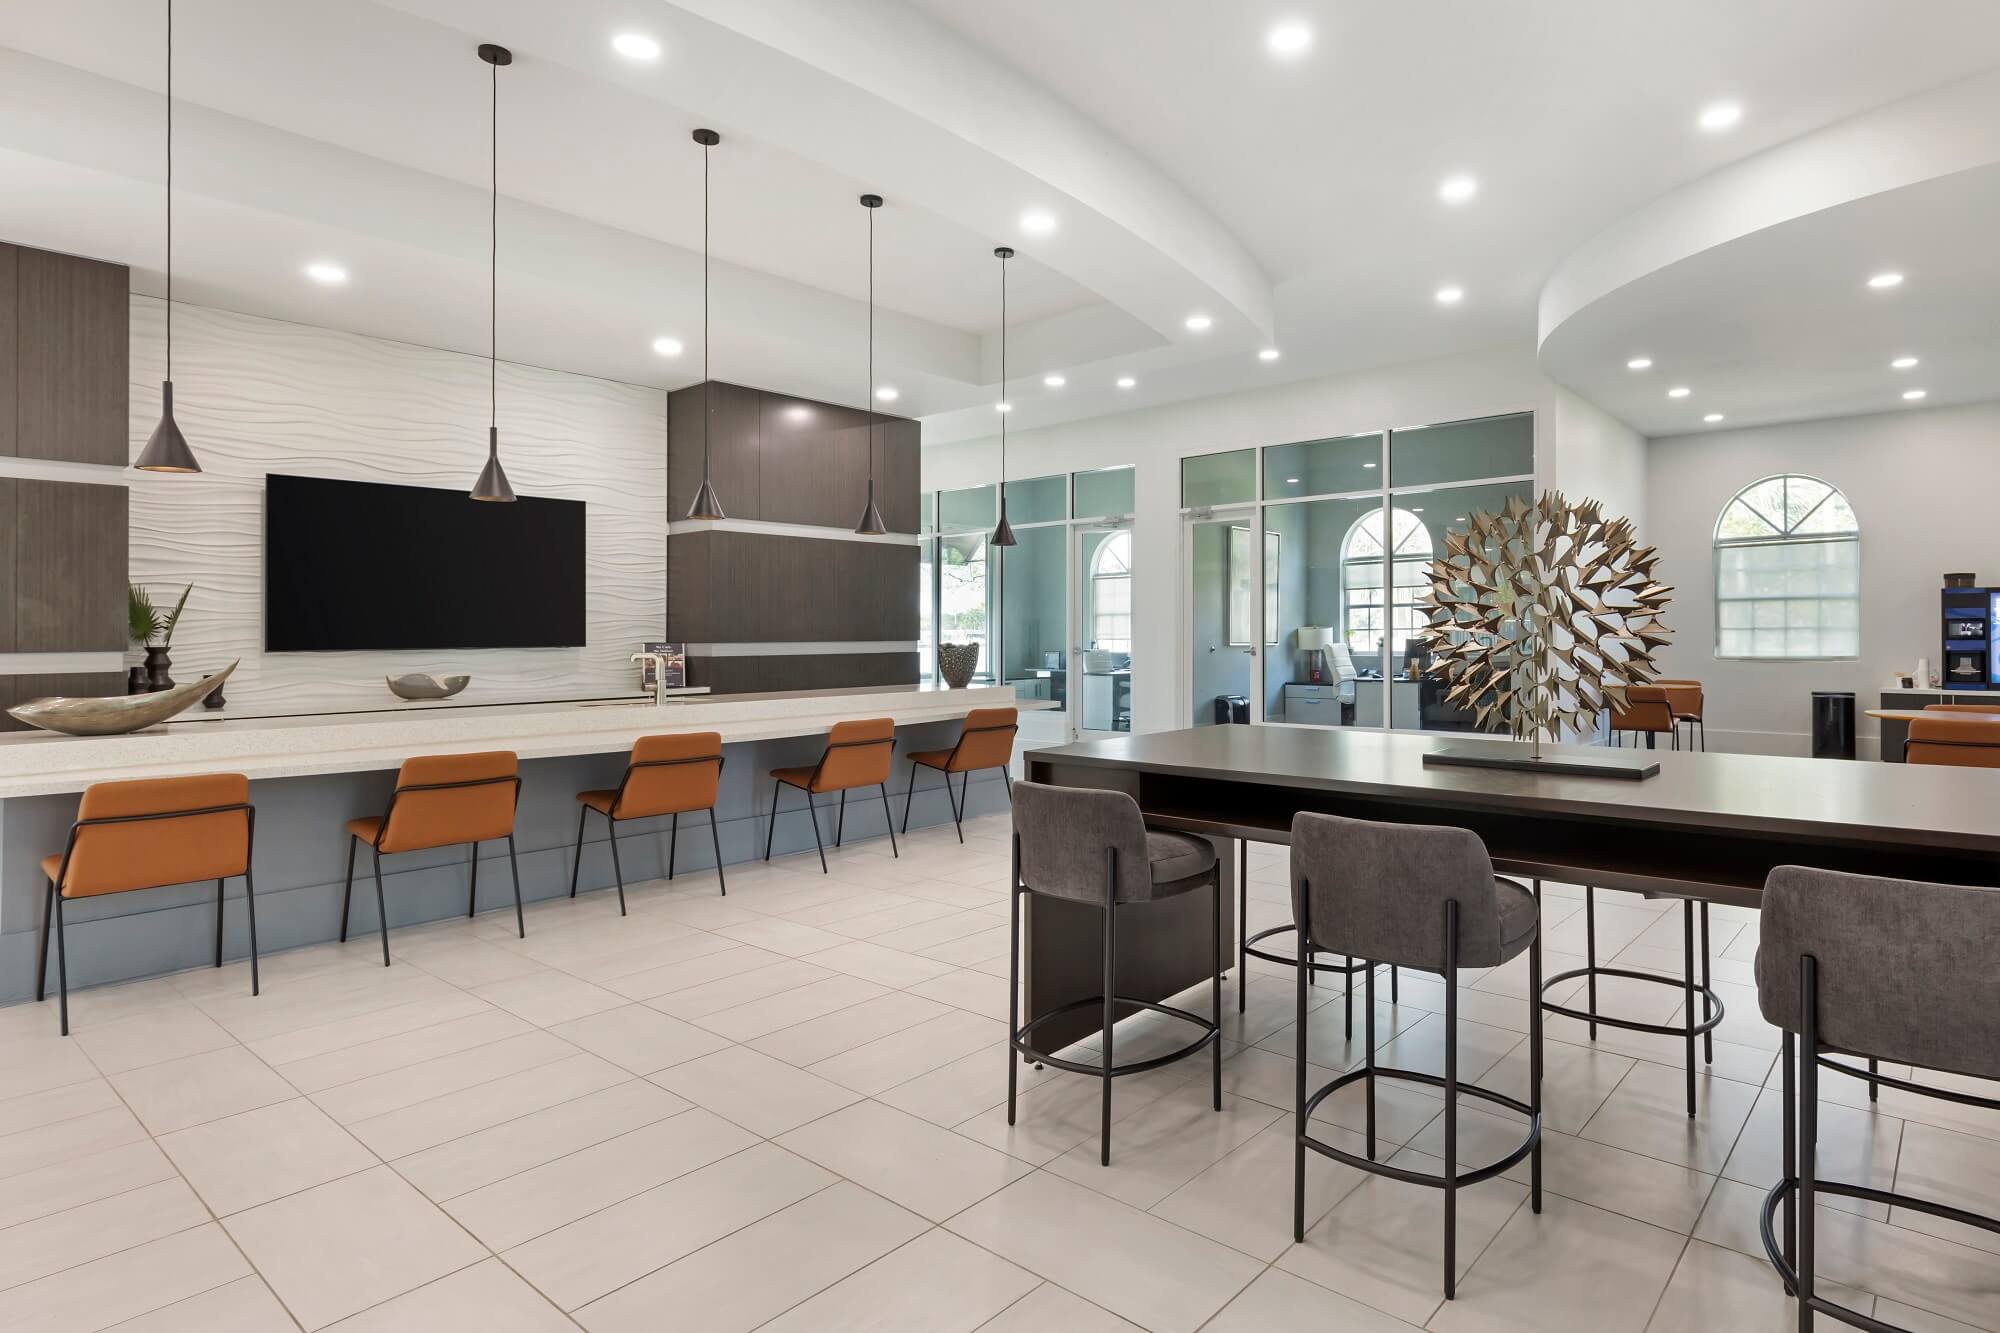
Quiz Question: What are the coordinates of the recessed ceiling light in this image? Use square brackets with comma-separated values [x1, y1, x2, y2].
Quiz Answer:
[1697, 101, 1742, 133]
[1284, 476, 1300, 484]
[1903, 388, 1928, 401]
[1434, 285, 1464, 305]
[783, 405, 811, 422]
[874, 386, 898, 402]
[995, 401, 1012, 413]
[1438, 174, 1478, 205]
[1455, 515, 1466, 522]
[1412, 507, 1425, 513]
[651, 336, 683, 357]
[1704, 413, 1724, 423]
[1362, 461, 1377, 469]
[1019, 209, 1057, 236]
[1891, 356, 1919, 370]
[1867, 271, 1904, 289]
[1667, 386, 1692, 398]
[1043, 374, 1065, 388]
[1258, 348, 1281, 362]
[1184, 313, 1213, 331]
[303, 260, 348, 285]
[1266, 22, 1313, 58]
[1116, 376, 1136, 389]
[612, 33, 661, 61]
[1626, 357, 1653, 370]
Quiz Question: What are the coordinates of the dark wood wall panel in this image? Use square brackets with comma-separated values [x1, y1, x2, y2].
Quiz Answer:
[0, 476, 15, 654]
[668, 531, 917, 648]
[667, 382, 761, 521]
[839, 542, 919, 641]
[0, 243, 17, 458]
[684, 652, 919, 694]
[15, 247, 128, 465]
[666, 527, 712, 645]
[17, 479, 127, 652]
[877, 418, 920, 534]
[0, 672, 128, 732]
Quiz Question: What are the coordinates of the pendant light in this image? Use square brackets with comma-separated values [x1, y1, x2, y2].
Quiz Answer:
[684, 128, 727, 520]
[135, 0, 199, 474]
[989, 246, 1017, 547]
[852, 194, 888, 536]
[470, 42, 515, 502]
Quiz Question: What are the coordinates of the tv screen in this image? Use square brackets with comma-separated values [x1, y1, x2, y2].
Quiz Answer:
[264, 473, 586, 652]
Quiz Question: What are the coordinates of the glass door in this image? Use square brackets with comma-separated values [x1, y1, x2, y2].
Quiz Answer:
[1075, 524, 1133, 736]
[1183, 511, 1262, 726]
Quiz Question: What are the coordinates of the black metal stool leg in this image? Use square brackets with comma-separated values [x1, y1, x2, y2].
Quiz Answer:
[1365, 956, 1377, 1160]
[340, 838, 357, 942]
[607, 819, 627, 916]
[1683, 899, 1698, 1118]
[806, 791, 827, 872]
[1700, 900, 1713, 1065]
[569, 805, 587, 898]
[35, 879, 53, 1003]
[54, 891, 69, 1036]
[1798, 957, 1819, 1329]
[1211, 863, 1222, 1111]
[835, 790, 847, 848]
[708, 807, 727, 895]
[1867, 1057, 1879, 1103]
[506, 835, 525, 938]
[764, 780, 782, 860]
[467, 844, 479, 919]
[244, 869, 260, 997]
[1781, 1029, 1798, 1293]
[371, 848, 391, 967]
[901, 766, 919, 834]
[1391, 964, 1399, 1003]
[1585, 885, 1598, 1039]
[1007, 835, 1022, 1125]
[669, 812, 679, 880]
[1529, 881, 1543, 1212]
[878, 784, 899, 857]
[1101, 846, 1117, 1167]
[1294, 880, 1311, 1243]
[1237, 841, 1248, 1014]
[214, 878, 225, 967]
[1443, 898, 1461, 1300]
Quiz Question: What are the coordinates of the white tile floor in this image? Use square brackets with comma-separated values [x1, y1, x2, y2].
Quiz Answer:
[3, 818, 1998, 1331]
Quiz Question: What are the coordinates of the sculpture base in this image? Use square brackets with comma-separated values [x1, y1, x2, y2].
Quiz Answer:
[1423, 743, 1659, 780]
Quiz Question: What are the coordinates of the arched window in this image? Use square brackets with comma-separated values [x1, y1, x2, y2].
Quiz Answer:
[1342, 507, 1432, 656]
[1714, 474, 1859, 659]
[1089, 531, 1132, 653]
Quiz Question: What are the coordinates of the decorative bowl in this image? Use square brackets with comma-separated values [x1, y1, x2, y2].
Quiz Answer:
[386, 673, 471, 701]
[938, 643, 981, 689]
[8, 661, 237, 737]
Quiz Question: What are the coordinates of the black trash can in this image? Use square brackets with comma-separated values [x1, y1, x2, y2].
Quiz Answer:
[1211, 694, 1250, 724]
[1811, 691, 1855, 760]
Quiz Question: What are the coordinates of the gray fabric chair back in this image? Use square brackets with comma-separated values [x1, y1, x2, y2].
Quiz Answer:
[1757, 865, 2000, 1080]
[1290, 811, 1505, 970]
[1012, 781, 1153, 904]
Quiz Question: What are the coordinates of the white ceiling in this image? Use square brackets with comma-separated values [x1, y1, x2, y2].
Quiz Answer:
[1, 0, 1998, 441]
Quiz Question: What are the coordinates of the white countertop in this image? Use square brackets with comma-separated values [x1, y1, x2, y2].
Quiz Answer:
[0, 684, 1036, 798]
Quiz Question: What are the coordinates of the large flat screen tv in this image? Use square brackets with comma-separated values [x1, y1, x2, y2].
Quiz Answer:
[264, 473, 586, 652]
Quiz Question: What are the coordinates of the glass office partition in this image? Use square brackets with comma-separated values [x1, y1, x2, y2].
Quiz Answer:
[1073, 465, 1135, 520]
[939, 532, 991, 682]
[1001, 524, 1067, 713]
[1263, 433, 1383, 500]
[1263, 495, 1379, 726]
[1181, 449, 1256, 508]
[1006, 474, 1066, 524]
[1389, 479, 1533, 731]
[1185, 513, 1260, 725]
[1389, 413, 1533, 488]
[918, 539, 935, 683]
[939, 484, 997, 533]
[1078, 526, 1133, 733]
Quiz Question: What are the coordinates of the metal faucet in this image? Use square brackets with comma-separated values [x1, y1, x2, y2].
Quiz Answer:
[630, 651, 666, 704]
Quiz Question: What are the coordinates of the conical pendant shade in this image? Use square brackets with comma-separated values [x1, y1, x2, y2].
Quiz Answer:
[136, 380, 201, 473]
[470, 426, 515, 502]
[687, 477, 726, 521]
[991, 500, 1017, 548]
[854, 478, 888, 536]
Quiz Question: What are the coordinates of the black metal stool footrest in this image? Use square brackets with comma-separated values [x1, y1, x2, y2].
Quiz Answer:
[1013, 995, 1220, 1078]
[1539, 964, 1724, 1038]
[1817, 1056, 2000, 1111]
[1244, 924, 1376, 977]
[1760, 1175, 2000, 1332]
[1300, 1064, 1540, 1190]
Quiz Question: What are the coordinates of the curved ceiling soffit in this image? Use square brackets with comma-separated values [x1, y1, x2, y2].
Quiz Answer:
[660, 0, 1277, 342]
[1537, 66, 2000, 353]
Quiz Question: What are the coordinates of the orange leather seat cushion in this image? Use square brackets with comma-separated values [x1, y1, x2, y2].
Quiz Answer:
[771, 765, 819, 789]
[907, 748, 956, 771]
[345, 815, 385, 844]
[54, 773, 251, 898]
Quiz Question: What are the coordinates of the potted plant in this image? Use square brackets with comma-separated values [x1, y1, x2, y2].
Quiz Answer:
[128, 584, 191, 693]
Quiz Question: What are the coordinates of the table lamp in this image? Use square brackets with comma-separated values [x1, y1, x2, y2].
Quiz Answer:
[1297, 626, 1335, 684]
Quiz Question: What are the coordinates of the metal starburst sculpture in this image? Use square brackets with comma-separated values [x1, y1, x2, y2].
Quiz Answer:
[1416, 493, 1671, 756]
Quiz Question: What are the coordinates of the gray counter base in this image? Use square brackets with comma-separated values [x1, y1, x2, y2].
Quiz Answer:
[0, 721, 1005, 1005]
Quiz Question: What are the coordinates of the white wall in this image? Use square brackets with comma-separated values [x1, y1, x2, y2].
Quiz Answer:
[129, 298, 667, 712]
[923, 343, 1646, 734]
[1648, 400, 2000, 757]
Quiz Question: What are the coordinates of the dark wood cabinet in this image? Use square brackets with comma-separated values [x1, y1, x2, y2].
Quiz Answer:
[14, 247, 128, 465]
[17, 479, 128, 652]
[0, 244, 17, 458]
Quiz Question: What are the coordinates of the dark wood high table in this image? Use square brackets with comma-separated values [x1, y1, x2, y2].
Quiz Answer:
[1020, 725, 2000, 1053]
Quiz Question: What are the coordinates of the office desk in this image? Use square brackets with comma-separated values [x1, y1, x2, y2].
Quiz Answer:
[1020, 725, 2000, 1052]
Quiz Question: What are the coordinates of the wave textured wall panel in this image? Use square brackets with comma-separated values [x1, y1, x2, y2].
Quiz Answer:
[128, 298, 665, 712]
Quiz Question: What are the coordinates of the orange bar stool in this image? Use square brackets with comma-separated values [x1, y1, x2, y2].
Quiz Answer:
[342, 751, 522, 965]
[765, 718, 898, 873]
[38, 774, 257, 1035]
[901, 706, 1018, 842]
[571, 732, 727, 914]
[1924, 702, 2000, 714]
[1610, 683, 1677, 749]
[1657, 678, 1705, 751]
[1905, 714, 2000, 765]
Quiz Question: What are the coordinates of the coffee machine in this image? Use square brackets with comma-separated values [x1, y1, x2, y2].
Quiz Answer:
[1940, 584, 1999, 689]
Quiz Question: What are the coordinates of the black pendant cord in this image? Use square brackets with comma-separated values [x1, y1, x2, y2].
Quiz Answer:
[702, 135, 710, 488]
[164, 0, 172, 378]
[488, 52, 496, 441]
[867, 201, 874, 489]
[990, 246, 1016, 546]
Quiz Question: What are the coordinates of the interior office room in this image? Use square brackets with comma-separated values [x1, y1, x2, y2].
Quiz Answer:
[1, 3, 1999, 1331]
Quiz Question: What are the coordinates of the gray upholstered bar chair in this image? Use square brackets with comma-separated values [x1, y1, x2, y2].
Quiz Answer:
[1756, 865, 2000, 1332]
[1290, 811, 1544, 1301]
[1008, 782, 1223, 1166]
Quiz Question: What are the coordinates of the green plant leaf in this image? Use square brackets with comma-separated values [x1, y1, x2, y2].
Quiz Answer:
[128, 585, 159, 646]
[159, 584, 192, 647]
